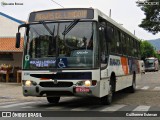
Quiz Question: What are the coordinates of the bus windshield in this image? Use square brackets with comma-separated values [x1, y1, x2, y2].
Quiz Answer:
[24, 21, 98, 69]
[145, 59, 154, 67]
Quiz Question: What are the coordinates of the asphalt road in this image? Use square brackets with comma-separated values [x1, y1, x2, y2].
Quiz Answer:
[0, 71, 160, 119]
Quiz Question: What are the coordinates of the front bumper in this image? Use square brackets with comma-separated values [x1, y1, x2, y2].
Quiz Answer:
[23, 85, 97, 97]
[145, 67, 155, 71]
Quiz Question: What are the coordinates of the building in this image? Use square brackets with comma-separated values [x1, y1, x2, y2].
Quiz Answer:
[157, 50, 160, 55]
[0, 12, 24, 67]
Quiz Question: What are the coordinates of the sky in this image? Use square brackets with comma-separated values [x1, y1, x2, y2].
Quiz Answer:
[0, 0, 160, 40]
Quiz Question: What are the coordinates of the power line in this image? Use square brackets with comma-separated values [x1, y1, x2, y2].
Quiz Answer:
[50, 0, 64, 8]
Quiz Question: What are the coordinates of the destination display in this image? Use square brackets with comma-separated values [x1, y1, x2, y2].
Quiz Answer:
[29, 9, 94, 22]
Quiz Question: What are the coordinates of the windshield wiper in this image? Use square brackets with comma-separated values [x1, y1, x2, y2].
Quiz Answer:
[62, 19, 80, 36]
[39, 21, 54, 36]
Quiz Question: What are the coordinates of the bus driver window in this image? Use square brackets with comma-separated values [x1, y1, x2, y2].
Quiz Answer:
[99, 25, 108, 68]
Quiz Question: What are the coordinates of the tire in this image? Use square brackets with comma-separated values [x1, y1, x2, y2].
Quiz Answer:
[128, 74, 136, 93]
[100, 84, 113, 105]
[47, 97, 60, 104]
[100, 74, 116, 105]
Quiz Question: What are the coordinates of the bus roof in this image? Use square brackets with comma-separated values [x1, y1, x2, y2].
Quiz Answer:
[29, 8, 139, 41]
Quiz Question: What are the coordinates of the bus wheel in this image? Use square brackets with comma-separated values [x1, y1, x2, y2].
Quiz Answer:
[100, 84, 113, 105]
[129, 74, 136, 93]
[47, 97, 60, 104]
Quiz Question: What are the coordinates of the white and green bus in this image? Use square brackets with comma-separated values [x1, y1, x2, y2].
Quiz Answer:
[145, 57, 159, 72]
[16, 8, 141, 105]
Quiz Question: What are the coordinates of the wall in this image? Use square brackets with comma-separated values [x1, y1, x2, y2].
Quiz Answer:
[0, 52, 23, 67]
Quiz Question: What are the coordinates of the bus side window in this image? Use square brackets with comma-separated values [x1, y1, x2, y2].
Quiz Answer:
[115, 29, 121, 54]
[99, 25, 108, 68]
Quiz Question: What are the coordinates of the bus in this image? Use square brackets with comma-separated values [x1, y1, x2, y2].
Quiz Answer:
[16, 8, 141, 105]
[145, 57, 159, 72]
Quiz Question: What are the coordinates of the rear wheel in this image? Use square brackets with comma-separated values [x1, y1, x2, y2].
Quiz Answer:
[47, 97, 60, 104]
[128, 74, 136, 93]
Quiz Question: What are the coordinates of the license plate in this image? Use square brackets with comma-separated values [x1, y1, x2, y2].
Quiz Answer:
[75, 87, 90, 93]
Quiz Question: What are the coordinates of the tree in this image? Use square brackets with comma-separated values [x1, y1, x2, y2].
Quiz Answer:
[138, 0, 160, 34]
[140, 40, 159, 60]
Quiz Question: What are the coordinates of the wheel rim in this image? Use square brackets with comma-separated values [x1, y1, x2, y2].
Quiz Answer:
[133, 80, 136, 90]
[133, 74, 136, 89]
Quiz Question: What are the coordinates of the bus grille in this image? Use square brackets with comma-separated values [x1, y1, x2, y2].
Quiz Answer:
[39, 82, 73, 87]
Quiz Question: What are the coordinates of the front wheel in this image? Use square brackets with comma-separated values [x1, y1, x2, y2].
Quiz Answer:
[47, 97, 60, 104]
[100, 85, 113, 105]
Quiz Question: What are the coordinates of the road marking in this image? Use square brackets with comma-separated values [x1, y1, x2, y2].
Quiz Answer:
[21, 106, 35, 109]
[153, 87, 160, 91]
[141, 86, 149, 90]
[100, 104, 126, 112]
[46, 106, 66, 110]
[71, 107, 89, 111]
[132, 105, 150, 111]
[0, 102, 17, 106]
[0, 102, 36, 108]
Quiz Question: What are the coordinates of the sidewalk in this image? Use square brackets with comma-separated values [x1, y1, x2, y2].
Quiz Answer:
[0, 82, 45, 103]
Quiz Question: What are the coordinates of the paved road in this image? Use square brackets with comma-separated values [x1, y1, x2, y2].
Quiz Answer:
[0, 71, 160, 119]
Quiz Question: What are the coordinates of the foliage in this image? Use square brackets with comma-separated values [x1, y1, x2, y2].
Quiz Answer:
[138, 0, 160, 34]
[140, 40, 160, 60]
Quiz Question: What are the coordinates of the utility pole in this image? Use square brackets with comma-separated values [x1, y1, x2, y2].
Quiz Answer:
[109, 9, 111, 17]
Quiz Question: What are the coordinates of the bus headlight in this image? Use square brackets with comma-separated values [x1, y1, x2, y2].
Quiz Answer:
[25, 80, 32, 87]
[84, 80, 91, 87]
[24, 80, 37, 87]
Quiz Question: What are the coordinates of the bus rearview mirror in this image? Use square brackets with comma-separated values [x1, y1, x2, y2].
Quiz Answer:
[16, 33, 21, 48]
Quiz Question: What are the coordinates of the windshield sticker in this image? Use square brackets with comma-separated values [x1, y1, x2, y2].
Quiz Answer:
[77, 51, 88, 54]
[57, 58, 67, 68]
[25, 55, 30, 61]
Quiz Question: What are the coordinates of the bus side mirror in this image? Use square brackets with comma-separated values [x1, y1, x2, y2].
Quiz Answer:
[15, 23, 28, 48]
[16, 33, 21, 48]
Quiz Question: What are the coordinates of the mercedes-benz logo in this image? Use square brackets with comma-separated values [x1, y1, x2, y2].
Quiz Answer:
[53, 79, 58, 84]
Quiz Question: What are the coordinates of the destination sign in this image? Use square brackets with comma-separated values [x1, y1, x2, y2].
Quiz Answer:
[29, 9, 94, 22]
